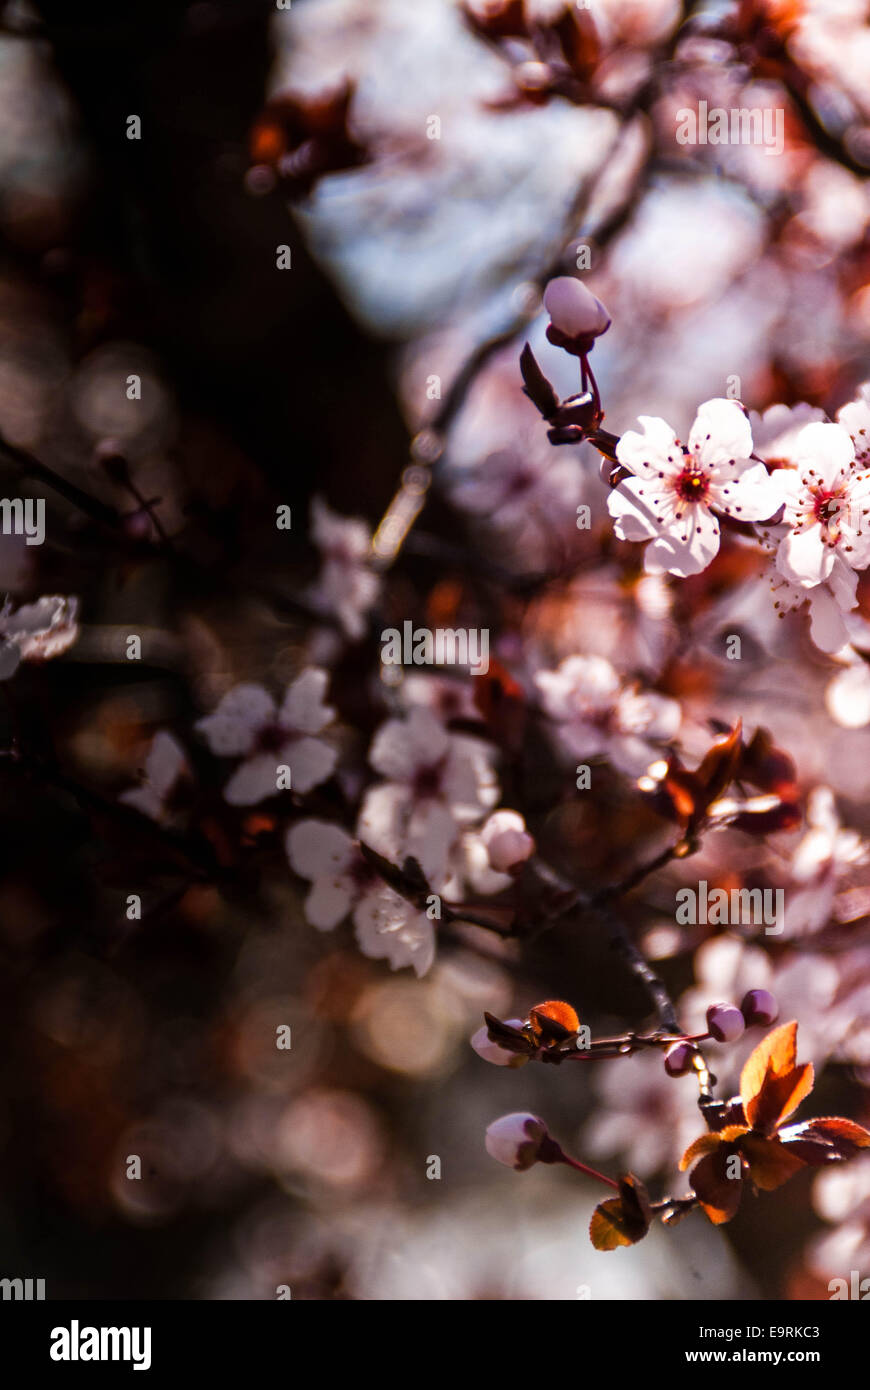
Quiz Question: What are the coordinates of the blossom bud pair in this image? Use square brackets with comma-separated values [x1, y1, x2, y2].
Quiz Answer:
[705, 990, 779, 1040]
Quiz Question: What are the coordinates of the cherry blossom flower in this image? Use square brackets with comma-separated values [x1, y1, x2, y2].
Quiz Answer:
[442, 809, 534, 900]
[357, 707, 500, 888]
[449, 444, 583, 538]
[607, 398, 783, 578]
[396, 673, 480, 722]
[750, 401, 827, 464]
[775, 422, 870, 587]
[309, 496, 381, 640]
[534, 653, 680, 775]
[120, 731, 191, 823]
[0, 593, 79, 677]
[196, 668, 337, 805]
[286, 818, 435, 976]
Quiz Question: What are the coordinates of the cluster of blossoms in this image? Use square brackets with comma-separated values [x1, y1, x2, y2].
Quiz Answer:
[538, 275, 870, 657]
[121, 668, 535, 977]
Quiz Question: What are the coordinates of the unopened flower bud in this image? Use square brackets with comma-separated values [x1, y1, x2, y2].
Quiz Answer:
[471, 1019, 527, 1066]
[544, 276, 610, 354]
[481, 809, 534, 873]
[485, 1112, 550, 1170]
[664, 1041, 695, 1076]
[740, 989, 779, 1028]
[706, 1002, 746, 1043]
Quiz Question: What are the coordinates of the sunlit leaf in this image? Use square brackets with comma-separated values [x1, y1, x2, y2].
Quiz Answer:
[689, 1147, 743, 1225]
[589, 1174, 652, 1250]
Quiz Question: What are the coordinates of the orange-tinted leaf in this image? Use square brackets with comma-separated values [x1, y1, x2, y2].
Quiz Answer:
[739, 1133, 806, 1191]
[690, 1147, 743, 1225]
[742, 1020, 797, 1095]
[799, 1117, 870, 1146]
[679, 1126, 747, 1172]
[741, 1021, 815, 1134]
[756, 1063, 814, 1136]
[695, 721, 742, 803]
[666, 768, 699, 820]
[783, 1116, 870, 1162]
[738, 726, 799, 799]
[589, 1174, 652, 1251]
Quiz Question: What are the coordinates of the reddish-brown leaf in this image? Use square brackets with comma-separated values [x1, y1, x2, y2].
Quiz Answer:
[783, 1116, 870, 1162]
[738, 726, 799, 799]
[740, 1021, 815, 1134]
[739, 1133, 807, 1191]
[589, 1174, 652, 1251]
[695, 721, 743, 803]
[799, 1116, 870, 1146]
[679, 1126, 747, 1172]
[690, 1146, 744, 1225]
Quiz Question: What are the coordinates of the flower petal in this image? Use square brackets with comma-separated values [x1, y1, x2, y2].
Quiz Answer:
[615, 416, 683, 480]
[643, 506, 720, 578]
[689, 398, 754, 467]
[776, 524, 834, 588]
[196, 684, 275, 755]
[286, 819, 355, 879]
[286, 736, 337, 793]
[608, 476, 669, 540]
[223, 752, 281, 806]
[279, 668, 335, 735]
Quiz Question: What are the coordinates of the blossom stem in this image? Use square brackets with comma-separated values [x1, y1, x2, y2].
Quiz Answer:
[558, 1153, 620, 1189]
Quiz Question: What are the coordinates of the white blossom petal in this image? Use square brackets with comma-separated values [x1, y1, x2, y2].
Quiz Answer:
[286, 819, 356, 879]
[643, 505, 720, 577]
[222, 752, 282, 806]
[286, 736, 337, 793]
[196, 684, 275, 755]
[688, 397, 753, 467]
[279, 668, 335, 735]
[615, 415, 683, 480]
[776, 523, 834, 588]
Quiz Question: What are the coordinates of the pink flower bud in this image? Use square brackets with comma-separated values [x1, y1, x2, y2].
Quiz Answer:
[664, 1041, 695, 1076]
[706, 1002, 746, 1043]
[485, 1112, 549, 1169]
[543, 277, 610, 347]
[480, 810, 534, 873]
[740, 989, 779, 1028]
[471, 1019, 527, 1066]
